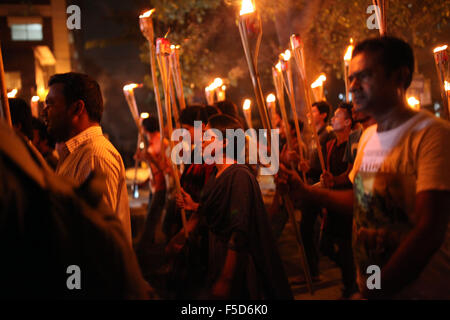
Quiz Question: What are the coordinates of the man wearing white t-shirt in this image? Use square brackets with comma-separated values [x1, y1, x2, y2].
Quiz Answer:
[278, 36, 450, 299]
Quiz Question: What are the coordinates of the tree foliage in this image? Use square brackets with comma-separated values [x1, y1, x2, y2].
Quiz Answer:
[139, 0, 449, 102]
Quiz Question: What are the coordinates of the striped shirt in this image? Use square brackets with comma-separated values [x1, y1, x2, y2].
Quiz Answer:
[56, 125, 132, 244]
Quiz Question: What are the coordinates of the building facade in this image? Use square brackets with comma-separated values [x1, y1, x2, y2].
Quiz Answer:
[0, 0, 72, 106]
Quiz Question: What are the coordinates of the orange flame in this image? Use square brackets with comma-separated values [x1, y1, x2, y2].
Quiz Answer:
[139, 9, 155, 19]
[240, 0, 255, 15]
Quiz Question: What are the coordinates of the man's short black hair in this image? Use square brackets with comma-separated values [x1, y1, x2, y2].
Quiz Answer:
[48, 72, 103, 123]
[337, 102, 354, 129]
[204, 105, 220, 121]
[214, 100, 239, 119]
[9, 98, 33, 140]
[312, 101, 332, 123]
[352, 36, 414, 89]
[179, 105, 209, 126]
[142, 117, 159, 133]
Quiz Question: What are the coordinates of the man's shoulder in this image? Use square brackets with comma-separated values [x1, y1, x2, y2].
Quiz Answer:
[83, 134, 121, 158]
[415, 111, 450, 133]
[77, 135, 124, 171]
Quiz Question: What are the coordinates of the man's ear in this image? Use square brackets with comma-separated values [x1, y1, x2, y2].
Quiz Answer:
[69, 100, 85, 117]
[394, 66, 411, 90]
[344, 118, 352, 128]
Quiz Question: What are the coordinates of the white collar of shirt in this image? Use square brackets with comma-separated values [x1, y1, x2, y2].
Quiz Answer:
[64, 125, 103, 154]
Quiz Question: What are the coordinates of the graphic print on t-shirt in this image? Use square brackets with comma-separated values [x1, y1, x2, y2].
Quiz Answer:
[353, 170, 415, 278]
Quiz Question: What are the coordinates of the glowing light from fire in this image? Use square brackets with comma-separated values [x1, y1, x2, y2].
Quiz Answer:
[344, 39, 354, 62]
[433, 45, 448, 53]
[140, 112, 150, 119]
[7, 88, 17, 98]
[311, 74, 326, 88]
[275, 61, 282, 72]
[281, 49, 291, 61]
[31, 96, 40, 102]
[445, 81, 450, 91]
[123, 83, 139, 92]
[266, 93, 276, 103]
[213, 78, 223, 88]
[407, 96, 420, 109]
[243, 99, 251, 110]
[139, 9, 155, 19]
[240, 0, 255, 15]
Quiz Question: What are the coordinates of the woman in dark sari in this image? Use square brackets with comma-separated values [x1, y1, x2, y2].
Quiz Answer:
[176, 114, 292, 299]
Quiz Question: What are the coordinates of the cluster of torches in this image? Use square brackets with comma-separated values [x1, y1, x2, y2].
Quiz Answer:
[205, 77, 226, 105]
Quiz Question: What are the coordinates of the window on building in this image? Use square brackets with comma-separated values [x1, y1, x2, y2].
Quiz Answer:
[11, 23, 43, 41]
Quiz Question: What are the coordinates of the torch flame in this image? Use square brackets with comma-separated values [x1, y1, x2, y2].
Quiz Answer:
[445, 81, 449, 92]
[243, 99, 251, 110]
[275, 61, 282, 72]
[7, 88, 18, 98]
[266, 93, 276, 103]
[221, 85, 227, 91]
[433, 45, 448, 53]
[407, 96, 420, 109]
[123, 83, 139, 92]
[140, 112, 150, 119]
[240, 0, 255, 15]
[344, 41, 354, 62]
[281, 49, 291, 61]
[139, 9, 155, 19]
[213, 78, 223, 88]
[311, 74, 326, 89]
[31, 96, 40, 102]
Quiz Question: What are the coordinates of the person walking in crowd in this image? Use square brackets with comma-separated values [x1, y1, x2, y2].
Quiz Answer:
[175, 114, 293, 299]
[319, 102, 358, 298]
[278, 36, 450, 299]
[43, 72, 132, 243]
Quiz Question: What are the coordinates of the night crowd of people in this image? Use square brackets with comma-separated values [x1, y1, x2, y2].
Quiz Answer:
[1, 36, 449, 300]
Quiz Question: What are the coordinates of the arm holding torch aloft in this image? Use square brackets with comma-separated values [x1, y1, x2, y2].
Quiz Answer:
[290, 34, 326, 173]
[433, 45, 449, 120]
[156, 37, 189, 238]
[0, 41, 12, 126]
